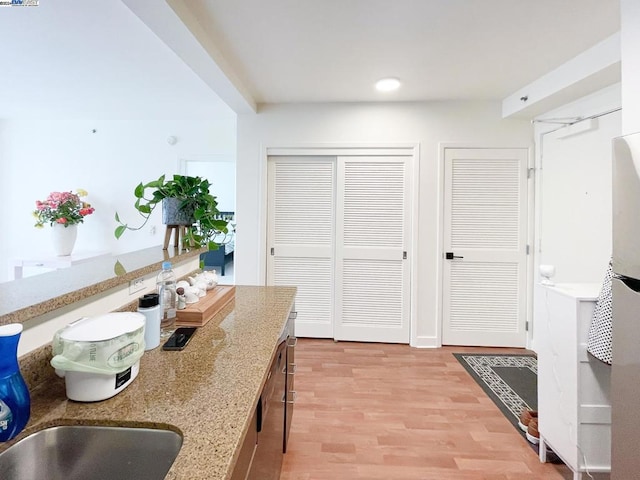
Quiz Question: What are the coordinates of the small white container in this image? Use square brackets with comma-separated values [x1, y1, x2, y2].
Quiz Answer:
[51, 313, 145, 402]
[138, 293, 161, 350]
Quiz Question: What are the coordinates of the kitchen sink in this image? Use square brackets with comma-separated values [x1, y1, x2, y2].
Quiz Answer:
[0, 425, 183, 480]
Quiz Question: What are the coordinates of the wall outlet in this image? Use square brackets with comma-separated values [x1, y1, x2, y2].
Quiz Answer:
[150, 226, 156, 236]
[129, 277, 145, 295]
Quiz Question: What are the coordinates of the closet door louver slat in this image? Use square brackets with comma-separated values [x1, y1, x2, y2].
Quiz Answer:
[273, 257, 333, 329]
[442, 148, 528, 347]
[267, 153, 413, 344]
[267, 158, 335, 338]
[451, 159, 521, 250]
[335, 157, 411, 343]
[449, 262, 520, 332]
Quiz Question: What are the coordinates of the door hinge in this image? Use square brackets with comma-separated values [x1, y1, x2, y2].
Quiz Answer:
[403, 251, 407, 260]
[525, 321, 529, 332]
[527, 167, 535, 179]
[526, 244, 530, 255]
[270, 247, 275, 256]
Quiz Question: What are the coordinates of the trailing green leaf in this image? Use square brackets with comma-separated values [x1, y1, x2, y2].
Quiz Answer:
[114, 225, 127, 239]
[114, 260, 127, 276]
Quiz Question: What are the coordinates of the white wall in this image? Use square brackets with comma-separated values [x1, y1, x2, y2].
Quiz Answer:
[531, 84, 621, 353]
[0, 0, 233, 122]
[236, 101, 532, 345]
[181, 158, 236, 212]
[533, 84, 621, 284]
[0, 117, 236, 282]
[0, 121, 7, 267]
[0, 0, 239, 283]
[621, 0, 640, 134]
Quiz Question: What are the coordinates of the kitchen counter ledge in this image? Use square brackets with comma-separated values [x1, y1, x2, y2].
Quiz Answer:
[1, 285, 297, 480]
[0, 246, 206, 327]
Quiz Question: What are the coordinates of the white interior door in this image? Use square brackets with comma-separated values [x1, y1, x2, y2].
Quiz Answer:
[267, 157, 335, 338]
[334, 156, 411, 343]
[442, 148, 529, 347]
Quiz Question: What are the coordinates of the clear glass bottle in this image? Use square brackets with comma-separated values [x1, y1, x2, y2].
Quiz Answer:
[0, 324, 30, 442]
[156, 261, 177, 338]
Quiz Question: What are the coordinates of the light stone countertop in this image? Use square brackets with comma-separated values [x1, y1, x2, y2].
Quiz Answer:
[1, 285, 297, 480]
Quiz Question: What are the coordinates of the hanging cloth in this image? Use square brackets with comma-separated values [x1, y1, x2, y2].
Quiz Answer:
[587, 259, 613, 365]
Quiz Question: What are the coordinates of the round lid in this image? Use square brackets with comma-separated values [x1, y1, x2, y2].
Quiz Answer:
[138, 293, 160, 308]
[0, 323, 23, 337]
[60, 313, 145, 342]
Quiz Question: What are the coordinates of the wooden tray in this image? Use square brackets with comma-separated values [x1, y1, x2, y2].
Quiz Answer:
[175, 285, 236, 327]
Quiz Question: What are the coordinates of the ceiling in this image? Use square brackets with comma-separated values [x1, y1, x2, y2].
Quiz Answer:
[0, 1, 235, 120]
[0, 1, 621, 120]
[170, 0, 620, 105]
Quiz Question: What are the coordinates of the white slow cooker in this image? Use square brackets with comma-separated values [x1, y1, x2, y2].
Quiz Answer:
[50, 313, 146, 402]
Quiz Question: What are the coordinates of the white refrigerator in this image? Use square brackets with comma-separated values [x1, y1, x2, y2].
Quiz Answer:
[611, 131, 640, 479]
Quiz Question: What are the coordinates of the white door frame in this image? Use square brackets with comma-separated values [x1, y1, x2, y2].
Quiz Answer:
[178, 153, 236, 174]
[261, 143, 420, 346]
[437, 143, 535, 349]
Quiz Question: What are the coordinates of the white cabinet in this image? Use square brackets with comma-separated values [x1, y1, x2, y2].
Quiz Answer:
[535, 283, 611, 480]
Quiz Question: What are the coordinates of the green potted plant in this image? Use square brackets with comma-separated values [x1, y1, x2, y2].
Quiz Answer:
[114, 174, 228, 250]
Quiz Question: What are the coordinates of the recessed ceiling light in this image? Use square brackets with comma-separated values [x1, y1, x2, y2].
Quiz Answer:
[375, 78, 401, 92]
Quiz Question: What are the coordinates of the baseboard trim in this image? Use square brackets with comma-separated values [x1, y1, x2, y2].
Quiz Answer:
[411, 336, 440, 348]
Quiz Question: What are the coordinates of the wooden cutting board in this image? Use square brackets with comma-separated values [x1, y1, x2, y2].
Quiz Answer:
[175, 285, 236, 327]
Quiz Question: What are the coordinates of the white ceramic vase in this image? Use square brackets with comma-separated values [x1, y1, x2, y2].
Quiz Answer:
[51, 223, 77, 256]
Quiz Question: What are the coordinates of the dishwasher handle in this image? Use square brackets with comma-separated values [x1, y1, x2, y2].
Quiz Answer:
[281, 391, 297, 405]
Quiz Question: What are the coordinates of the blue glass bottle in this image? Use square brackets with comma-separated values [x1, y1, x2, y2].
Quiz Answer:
[0, 324, 30, 442]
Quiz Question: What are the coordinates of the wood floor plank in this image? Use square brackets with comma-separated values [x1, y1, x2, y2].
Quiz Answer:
[280, 339, 574, 480]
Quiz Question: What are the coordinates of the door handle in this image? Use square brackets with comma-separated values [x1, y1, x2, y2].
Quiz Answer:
[445, 252, 464, 260]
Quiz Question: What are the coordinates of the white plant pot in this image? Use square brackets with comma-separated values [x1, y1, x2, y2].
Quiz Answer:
[51, 223, 77, 256]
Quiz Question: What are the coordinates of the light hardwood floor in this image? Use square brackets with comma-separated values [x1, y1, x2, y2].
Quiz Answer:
[281, 339, 574, 480]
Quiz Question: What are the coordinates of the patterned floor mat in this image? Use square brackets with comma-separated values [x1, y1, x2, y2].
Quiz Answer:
[453, 352, 562, 463]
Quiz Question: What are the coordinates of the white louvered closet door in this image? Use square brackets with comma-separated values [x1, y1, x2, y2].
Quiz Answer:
[442, 148, 529, 347]
[267, 157, 335, 338]
[334, 156, 411, 343]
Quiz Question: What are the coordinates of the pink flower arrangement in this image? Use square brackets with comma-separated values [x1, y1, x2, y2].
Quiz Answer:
[33, 189, 95, 228]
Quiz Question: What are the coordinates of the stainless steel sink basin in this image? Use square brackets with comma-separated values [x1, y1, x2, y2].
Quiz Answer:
[0, 425, 183, 480]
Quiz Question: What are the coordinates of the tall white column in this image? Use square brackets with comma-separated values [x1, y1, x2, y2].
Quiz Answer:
[621, 0, 640, 134]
